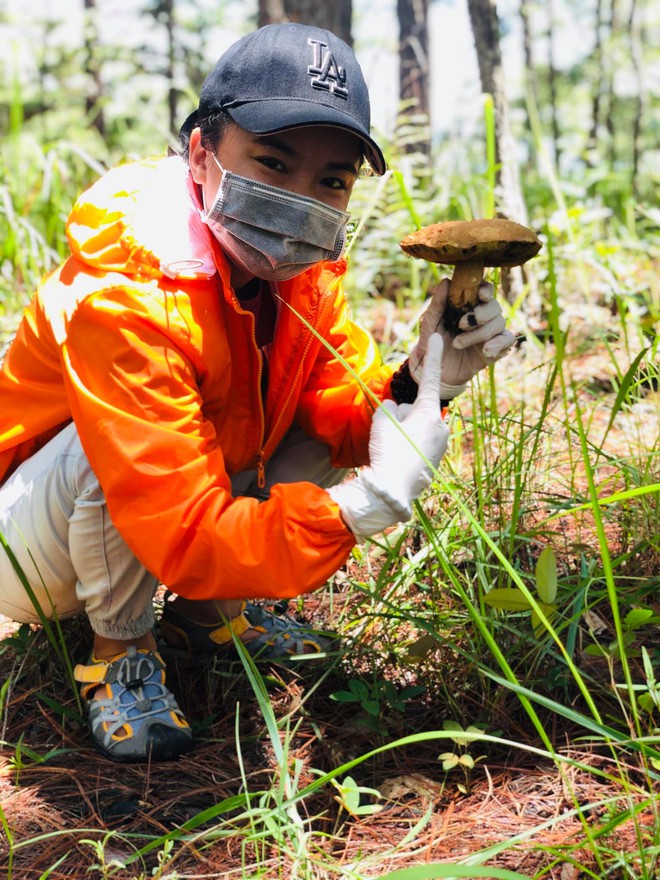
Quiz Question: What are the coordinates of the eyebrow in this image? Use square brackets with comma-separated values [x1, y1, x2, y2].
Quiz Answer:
[252, 134, 360, 177]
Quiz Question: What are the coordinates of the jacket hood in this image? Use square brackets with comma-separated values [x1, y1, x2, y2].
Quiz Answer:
[66, 156, 218, 281]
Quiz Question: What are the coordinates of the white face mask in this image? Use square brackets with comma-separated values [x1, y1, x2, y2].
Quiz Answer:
[201, 156, 350, 282]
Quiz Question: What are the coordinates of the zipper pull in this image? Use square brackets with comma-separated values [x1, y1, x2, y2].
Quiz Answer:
[257, 451, 266, 490]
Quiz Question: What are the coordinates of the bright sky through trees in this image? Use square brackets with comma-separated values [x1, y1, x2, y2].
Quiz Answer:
[1, 0, 592, 140]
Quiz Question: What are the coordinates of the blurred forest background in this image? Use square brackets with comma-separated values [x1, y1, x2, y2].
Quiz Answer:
[1, 0, 657, 362]
[0, 0, 656, 183]
[0, 0, 657, 287]
[0, 2, 659, 877]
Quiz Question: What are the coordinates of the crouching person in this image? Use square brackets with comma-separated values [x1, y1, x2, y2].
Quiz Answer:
[0, 23, 512, 762]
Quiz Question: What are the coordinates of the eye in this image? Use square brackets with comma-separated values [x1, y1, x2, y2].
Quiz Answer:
[256, 155, 287, 173]
[320, 176, 350, 191]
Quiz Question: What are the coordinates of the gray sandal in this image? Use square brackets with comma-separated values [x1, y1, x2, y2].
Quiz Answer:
[74, 646, 193, 762]
[160, 600, 336, 661]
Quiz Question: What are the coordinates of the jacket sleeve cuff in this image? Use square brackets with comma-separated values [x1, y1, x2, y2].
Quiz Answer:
[389, 358, 466, 408]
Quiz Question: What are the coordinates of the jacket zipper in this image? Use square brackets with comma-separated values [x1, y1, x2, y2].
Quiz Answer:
[230, 291, 267, 487]
[253, 320, 267, 488]
[256, 450, 266, 489]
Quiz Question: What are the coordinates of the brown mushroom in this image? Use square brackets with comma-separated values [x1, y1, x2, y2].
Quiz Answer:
[399, 218, 542, 335]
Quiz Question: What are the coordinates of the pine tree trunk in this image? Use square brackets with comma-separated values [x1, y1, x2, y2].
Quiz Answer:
[258, 0, 353, 45]
[258, 0, 286, 26]
[83, 0, 106, 138]
[605, 0, 618, 167]
[466, 0, 527, 224]
[396, 0, 431, 156]
[546, 0, 561, 170]
[467, 0, 534, 309]
[163, 0, 177, 136]
[588, 0, 605, 163]
[627, 0, 644, 197]
[519, 0, 537, 169]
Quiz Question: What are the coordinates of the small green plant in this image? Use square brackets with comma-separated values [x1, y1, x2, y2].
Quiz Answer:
[614, 646, 660, 756]
[637, 647, 660, 717]
[330, 676, 426, 733]
[0, 623, 34, 656]
[584, 606, 660, 663]
[81, 834, 179, 879]
[438, 720, 488, 795]
[330, 775, 383, 818]
[81, 834, 129, 878]
[7, 734, 71, 787]
[482, 545, 558, 634]
[0, 533, 82, 714]
[0, 804, 14, 880]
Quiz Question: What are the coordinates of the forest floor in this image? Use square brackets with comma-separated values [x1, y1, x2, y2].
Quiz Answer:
[0, 296, 658, 879]
[0, 638, 656, 880]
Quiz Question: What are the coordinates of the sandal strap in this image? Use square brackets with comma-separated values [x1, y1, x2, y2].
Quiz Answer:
[205, 609, 252, 645]
[161, 591, 251, 643]
[74, 661, 112, 686]
[74, 648, 166, 694]
[159, 601, 252, 654]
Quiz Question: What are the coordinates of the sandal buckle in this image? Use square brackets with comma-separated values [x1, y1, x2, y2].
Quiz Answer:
[125, 677, 144, 690]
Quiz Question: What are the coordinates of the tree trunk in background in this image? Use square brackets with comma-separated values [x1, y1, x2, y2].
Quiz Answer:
[397, 0, 431, 156]
[546, 0, 561, 170]
[163, 0, 178, 136]
[467, 0, 533, 308]
[466, 0, 526, 224]
[467, 0, 498, 97]
[588, 0, 605, 163]
[258, 0, 353, 45]
[627, 0, 644, 197]
[83, 0, 106, 138]
[258, 0, 286, 26]
[588, 0, 621, 168]
[519, 0, 538, 170]
[604, 0, 618, 167]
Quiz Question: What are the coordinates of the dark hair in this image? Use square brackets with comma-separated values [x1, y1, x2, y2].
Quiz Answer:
[177, 109, 368, 174]
[178, 110, 232, 163]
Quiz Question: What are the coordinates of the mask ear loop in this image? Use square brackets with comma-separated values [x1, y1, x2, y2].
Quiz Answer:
[210, 154, 226, 175]
[201, 153, 226, 221]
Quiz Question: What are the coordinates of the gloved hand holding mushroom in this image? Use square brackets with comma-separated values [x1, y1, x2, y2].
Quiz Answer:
[409, 278, 515, 395]
[400, 219, 542, 398]
[329, 333, 449, 542]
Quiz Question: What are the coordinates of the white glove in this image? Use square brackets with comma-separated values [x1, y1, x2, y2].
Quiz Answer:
[329, 333, 449, 541]
[409, 279, 515, 396]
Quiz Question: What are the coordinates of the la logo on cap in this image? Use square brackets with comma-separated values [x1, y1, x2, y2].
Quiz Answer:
[307, 39, 348, 99]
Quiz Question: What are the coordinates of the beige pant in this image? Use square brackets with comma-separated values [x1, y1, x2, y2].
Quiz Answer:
[0, 422, 346, 639]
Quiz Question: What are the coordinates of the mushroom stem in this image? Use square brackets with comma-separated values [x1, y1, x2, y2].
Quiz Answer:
[444, 260, 485, 335]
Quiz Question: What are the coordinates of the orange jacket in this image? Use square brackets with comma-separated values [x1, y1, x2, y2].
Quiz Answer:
[0, 157, 395, 600]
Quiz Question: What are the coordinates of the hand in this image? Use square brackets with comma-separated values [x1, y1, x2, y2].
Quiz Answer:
[364, 332, 448, 517]
[328, 334, 449, 540]
[409, 279, 515, 393]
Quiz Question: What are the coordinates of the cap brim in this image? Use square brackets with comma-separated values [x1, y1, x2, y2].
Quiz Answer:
[227, 98, 386, 175]
[179, 109, 199, 139]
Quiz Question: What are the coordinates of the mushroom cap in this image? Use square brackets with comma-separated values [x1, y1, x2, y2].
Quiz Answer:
[400, 218, 542, 267]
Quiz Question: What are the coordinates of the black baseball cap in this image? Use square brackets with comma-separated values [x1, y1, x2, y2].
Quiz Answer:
[179, 23, 386, 176]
